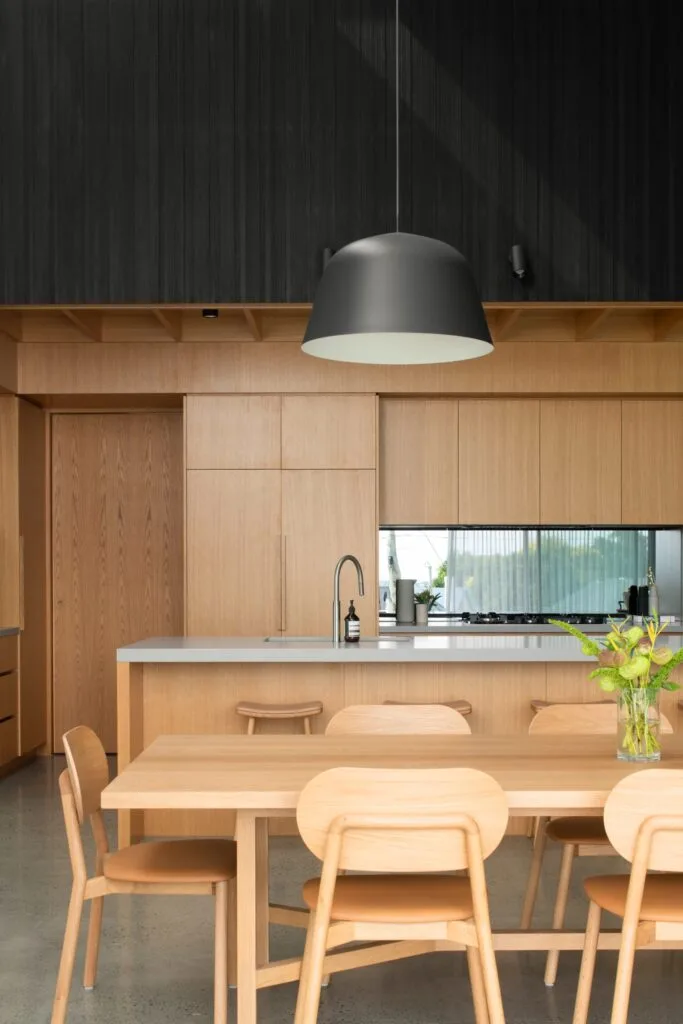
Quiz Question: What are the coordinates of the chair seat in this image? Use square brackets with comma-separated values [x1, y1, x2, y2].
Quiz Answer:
[104, 839, 236, 884]
[584, 873, 683, 922]
[546, 816, 610, 844]
[236, 700, 323, 720]
[384, 699, 473, 717]
[302, 873, 473, 923]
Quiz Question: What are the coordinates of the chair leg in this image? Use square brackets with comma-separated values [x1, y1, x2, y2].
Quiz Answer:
[51, 882, 86, 1024]
[611, 915, 639, 1024]
[472, 915, 505, 1024]
[544, 843, 576, 986]
[520, 816, 549, 929]
[294, 908, 329, 1024]
[572, 901, 601, 1024]
[214, 881, 229, 1024]
[466, 944, 490, 1024]
[83, 895, 104, 989]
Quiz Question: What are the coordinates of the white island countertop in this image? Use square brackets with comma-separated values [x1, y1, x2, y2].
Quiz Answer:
[117, 634, 683, 664]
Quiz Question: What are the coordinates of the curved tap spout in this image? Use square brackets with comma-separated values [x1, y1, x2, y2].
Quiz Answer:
[333, 554, 365, 643]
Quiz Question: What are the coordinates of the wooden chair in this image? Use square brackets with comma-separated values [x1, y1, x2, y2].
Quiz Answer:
[294, 766, 508, 1024]
[52, 726, 235, 1024]
[573, 769, 683, 1024]
[325, 703, 471, 735]
[384, 698, 473, 717]
[236, 699, 323, 734]
[521, 703, 673, 986]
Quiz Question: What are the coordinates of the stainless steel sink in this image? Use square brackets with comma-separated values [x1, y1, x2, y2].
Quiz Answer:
[263, 635, 411, 643]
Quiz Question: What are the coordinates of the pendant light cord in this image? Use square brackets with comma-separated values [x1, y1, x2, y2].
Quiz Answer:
[395, 0, 400, 232]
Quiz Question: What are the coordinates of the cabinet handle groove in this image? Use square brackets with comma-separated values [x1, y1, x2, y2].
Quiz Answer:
[19, 536, 25, 631]
[281, 535, 287, 633]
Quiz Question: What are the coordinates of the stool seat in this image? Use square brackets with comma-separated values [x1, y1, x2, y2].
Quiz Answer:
[384, 699, 472, 717]
[530, 698, 615, 715]
[236, 700, 324, 735]
[236, 700, 323, 720]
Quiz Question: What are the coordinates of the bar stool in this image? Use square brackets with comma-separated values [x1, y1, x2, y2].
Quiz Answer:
[236, 700, 323, 735]
[384, 698, 473, 717]
[530, 697, 614, 715]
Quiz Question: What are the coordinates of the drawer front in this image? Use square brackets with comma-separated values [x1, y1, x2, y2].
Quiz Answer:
[0, 672, 18, 721]
[0, 715, 18, 766]
[0, 634, 19, 674]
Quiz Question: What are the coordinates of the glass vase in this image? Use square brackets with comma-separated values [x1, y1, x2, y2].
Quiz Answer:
[617, 687, 661, 762]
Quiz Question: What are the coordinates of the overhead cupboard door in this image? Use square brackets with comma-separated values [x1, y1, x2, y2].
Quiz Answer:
[540, 400, 622, 524]
[281, 395, 377, 469]
[379, 398, 459, 524]
[458, 400, 540, 524]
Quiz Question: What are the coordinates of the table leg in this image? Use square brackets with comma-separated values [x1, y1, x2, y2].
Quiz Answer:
[236, 811, 270, 1024]
[255, 817, 270, 966]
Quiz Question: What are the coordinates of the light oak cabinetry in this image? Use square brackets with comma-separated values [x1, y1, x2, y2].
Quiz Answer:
[185, 395, 378, 638]
[282, 471, 377, 635]
[622, 400, 683, 524]
[281, 395, 376, 469]
[186, 471, 282, 635]
[379, 399, 458, 524]
[0, 397, 48, 761]
[459, 400, 540, 524]
[0, 635, 19, 767]
[185, 395, 281, 469]
[540, 400, 622, 524]
[0, 398, 20, 628]
[18, 400, 49, 753]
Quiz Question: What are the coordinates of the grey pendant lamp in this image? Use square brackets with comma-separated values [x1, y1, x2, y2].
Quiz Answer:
[302, 2, 492, 366]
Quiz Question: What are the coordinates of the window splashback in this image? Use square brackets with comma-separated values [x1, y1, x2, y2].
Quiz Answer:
[379, 528, 680, 616]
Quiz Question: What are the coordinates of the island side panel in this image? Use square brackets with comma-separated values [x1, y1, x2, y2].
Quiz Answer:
[116, 661, 144, 845]
[131, 660, 549, 839]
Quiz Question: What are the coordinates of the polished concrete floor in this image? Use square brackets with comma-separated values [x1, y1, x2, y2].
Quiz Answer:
[2, 757, 682, 1023]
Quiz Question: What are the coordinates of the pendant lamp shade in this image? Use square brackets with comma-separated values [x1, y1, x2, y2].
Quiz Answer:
[302, 232, 493, 365]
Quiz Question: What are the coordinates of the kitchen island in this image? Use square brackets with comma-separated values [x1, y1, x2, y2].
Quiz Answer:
[116, 634, 683, 843]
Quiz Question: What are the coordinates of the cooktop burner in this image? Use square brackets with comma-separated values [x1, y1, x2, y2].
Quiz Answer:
[462, 613, 615, 626]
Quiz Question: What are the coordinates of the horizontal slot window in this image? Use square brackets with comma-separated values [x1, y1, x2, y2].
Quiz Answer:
[378, 527, 670, 616]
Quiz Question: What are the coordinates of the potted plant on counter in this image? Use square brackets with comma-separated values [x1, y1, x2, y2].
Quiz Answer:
[414, 588, 438, 626]
[549, 615, 683, 761]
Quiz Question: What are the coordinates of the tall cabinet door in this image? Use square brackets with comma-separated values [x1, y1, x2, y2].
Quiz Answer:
[18, 399, 48, 753]
[186, 471, 282, 636]
[282, 471, 377, 636]
[52, 413, 183, 752]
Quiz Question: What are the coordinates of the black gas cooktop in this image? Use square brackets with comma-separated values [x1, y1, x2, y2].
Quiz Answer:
[461, 613, 619, 626]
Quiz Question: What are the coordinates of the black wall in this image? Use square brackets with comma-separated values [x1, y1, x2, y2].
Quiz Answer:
[1, 0, 681, 304]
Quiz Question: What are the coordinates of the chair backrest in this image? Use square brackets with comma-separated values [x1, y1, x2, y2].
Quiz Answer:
[528, 702, 673, 736]
[603, 769, 683, 871]
[63, 725, 110, 823]
[325, 703, 471, 736]
[296, 766, 508, 872]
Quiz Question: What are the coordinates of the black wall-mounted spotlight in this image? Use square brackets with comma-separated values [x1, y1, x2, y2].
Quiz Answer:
[202, 308, 219, 319]
[509, 244, 528, 281]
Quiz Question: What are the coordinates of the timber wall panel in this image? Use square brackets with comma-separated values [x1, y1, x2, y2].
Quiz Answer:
[17, 340, 683, 396]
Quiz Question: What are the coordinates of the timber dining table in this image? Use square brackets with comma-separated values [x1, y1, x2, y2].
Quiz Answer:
[101, 732, 683, 1024]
